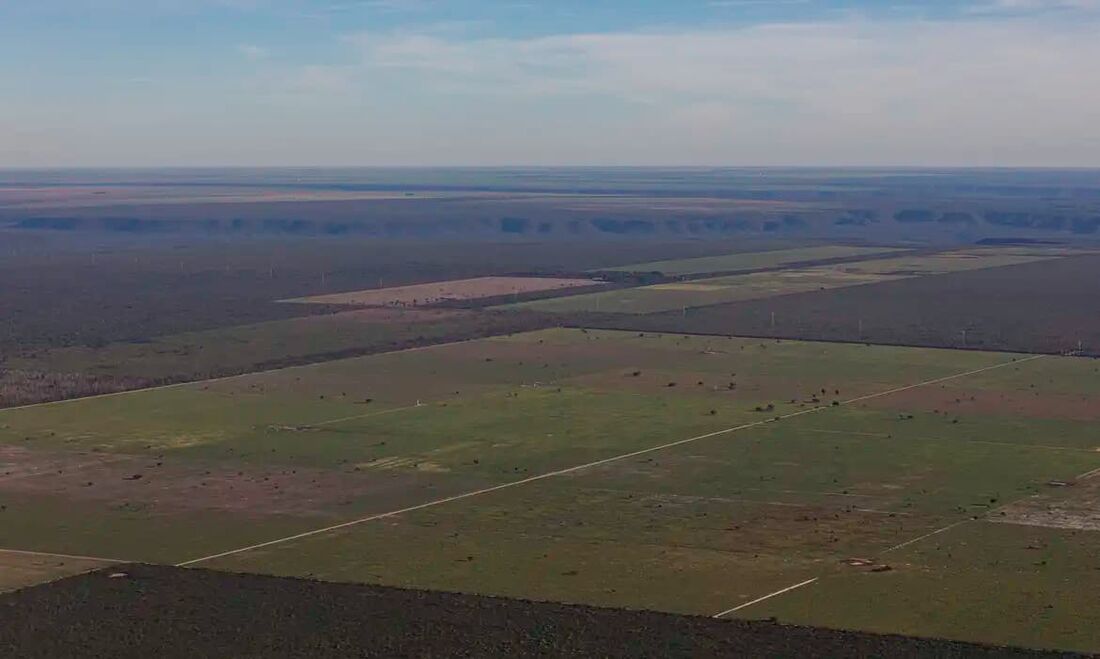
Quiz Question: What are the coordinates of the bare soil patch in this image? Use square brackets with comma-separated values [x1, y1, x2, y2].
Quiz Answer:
[992, 475, 1100, 531]
[0, 448, 475, 518]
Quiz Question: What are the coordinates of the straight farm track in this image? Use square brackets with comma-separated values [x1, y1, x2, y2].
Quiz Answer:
[2, 328, 1099, 653]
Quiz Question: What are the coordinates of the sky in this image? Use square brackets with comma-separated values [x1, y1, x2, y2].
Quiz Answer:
[2, 0, 1099, 167]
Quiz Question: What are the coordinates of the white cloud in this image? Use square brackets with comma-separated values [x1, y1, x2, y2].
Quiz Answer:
[337, 15, 1100, 165]
[7, 5, 1100, 165]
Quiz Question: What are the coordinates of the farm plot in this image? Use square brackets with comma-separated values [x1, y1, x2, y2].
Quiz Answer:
[282, 276, 603, 307]
[0, 329, 1098, 652]
[747, 521, 1100, 654]
[1, 307, 545, 407]
[595, 253, 1100, 356]
[507, 247, 1063, 315]
[0, 549, 115, 593]
[603, 245, 904, 276]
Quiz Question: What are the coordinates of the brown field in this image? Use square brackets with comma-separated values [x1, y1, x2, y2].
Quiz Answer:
[284, 276, 604, 307]
[993, 473, 1100, 531]
[0, 444, 475, 520]
[0, 550, 114, 593]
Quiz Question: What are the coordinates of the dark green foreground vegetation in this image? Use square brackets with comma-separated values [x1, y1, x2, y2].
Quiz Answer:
[0, 565, 1081, 659]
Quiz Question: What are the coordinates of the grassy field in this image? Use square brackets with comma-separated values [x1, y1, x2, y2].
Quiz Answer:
[602, 245, 904, 276]
[748, 522, 1100, 653]
[508, 248, 1063, 315]
[0, 308, 547, 407]
[1, 329, 1098, 651]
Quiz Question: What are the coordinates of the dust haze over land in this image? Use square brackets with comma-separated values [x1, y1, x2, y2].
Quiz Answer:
[3, 168, 1099, 242]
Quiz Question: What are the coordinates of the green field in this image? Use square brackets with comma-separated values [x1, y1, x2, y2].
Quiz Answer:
[0, 307, 541, 407]
[603, 245, 905, 276]
[1, 329, 1099, 652]
[750, 522, 1100, 653]
[511, 248, 1063, 315]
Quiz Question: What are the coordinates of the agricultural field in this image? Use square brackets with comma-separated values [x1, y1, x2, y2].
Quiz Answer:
[0, 308, 548, 407]
[283, 276, 603, 307]
[0, 230, 756, 354]
[0, 565, 1071, 659]
[0, 549, 114, 593]
[603, 245, 904, 276]
[505, 247, 1064, 315]
[602, 253, 1100, 356]
[1, 328, 1099, 652]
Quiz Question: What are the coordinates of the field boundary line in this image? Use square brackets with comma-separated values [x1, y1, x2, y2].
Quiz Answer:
[176, 406, 833, 567]
[0, 547, 128, 564]
[839, 354, 1045, 407]
[710, 518, 972, 618]
[568, 326, 1080, 359]
[177, 352, 1040, 568]
[0, 334, 503, 414]
[0, 332, 1054, 416]
[311, 402, 425, 427]
[881, 519, 970, 554]
[1076, 465, 1100, 481]
[713, 578, 819, 618]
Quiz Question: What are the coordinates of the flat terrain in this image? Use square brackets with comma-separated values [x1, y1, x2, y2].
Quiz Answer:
[597, 254, 1100, 355]
[0, 308, 548, 407]
[750, 522, 1100, 652]
[284, 276, 603, 307]
[604, 245, 903, 276]
[0, 233, 756, 354]
[0, 565, 1079, 659]
[6, 168, 1100, 242]
[1, 329, 1099, 652]
[0, 549, 115, 593]
[509, 248, 1061, 314]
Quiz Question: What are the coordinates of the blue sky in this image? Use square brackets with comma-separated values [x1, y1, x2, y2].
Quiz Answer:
[3, 0, 1099, 166]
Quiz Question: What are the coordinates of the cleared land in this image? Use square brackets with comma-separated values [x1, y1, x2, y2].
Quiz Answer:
[597, 254, 1100, 355]
[1, 329, 1099, 652]
[748, 522, 1100, 654]
[603, 245, 904, 276]
[0, 233, 746, 354]
[0, 549, 116, 593]
[507, 248, 1061, 315]
[283, 277, 604, 307]
[0, 308, 548, 407]
[0, 565, 1076, 659]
